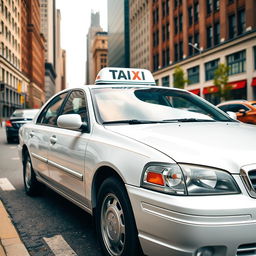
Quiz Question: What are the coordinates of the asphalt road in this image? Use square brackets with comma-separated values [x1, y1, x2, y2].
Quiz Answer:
[0, 127, 102, 256]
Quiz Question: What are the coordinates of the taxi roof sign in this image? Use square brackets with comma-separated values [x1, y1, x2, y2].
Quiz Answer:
[95, 67, 156, 86]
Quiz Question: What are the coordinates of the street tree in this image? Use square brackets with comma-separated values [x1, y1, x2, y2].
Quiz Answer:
[173, 66, 188, 89]
[213, 63, 231, 102]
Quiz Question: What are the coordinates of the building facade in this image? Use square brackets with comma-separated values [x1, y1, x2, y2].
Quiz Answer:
[86, 11, 103, 85]
[151, 0, 256, 104]
[129, 0, 150, 69]
[22, 0, 45, 109]
[92, 31, 108, 80]
[0, 0, 29, 121]
[108, 0, 130, 68]
[39, 0, 56, 100]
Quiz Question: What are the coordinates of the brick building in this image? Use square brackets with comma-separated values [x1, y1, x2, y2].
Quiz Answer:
[92, 31, 108, 80]
[0, 0, 29, 121]
[151, 0, 256, 104]
[21, 0, 45, 108]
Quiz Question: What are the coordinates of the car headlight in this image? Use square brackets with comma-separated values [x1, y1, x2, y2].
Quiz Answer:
[141, 164, 240, 195]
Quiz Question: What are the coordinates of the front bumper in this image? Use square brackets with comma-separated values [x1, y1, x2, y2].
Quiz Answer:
[126, 176, 256, 256]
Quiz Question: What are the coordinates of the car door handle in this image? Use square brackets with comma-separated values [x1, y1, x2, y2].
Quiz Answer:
[50, 135, 57, 145]
[29, 131, 35, 138]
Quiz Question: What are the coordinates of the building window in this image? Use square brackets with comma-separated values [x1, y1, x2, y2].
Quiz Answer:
[153, 54, 159, 71]
[174, 17, 178, 34]
[214, 22, 220, 45]
[162, 1, 166, 17]
[237, 9, 246, 35]
[179, 41, 183, 60]
[213, 0, 219, 11]
[206, 26, 213, 48]
[254, 46, 256, 70]
[174, 43, 178, 62]
[227, 50, 246, 75]
[179, 14, 183, 31]
[229, 14, 236, 39]
[162, 76, 169, 87]
[188, 36, 193, 56]
[166, 22, 170, 40]
[206, 0, 212, 14]
[205, 59, 219, 81]
[188, 66, 200, 85]
[162, 25, 166, 41]
[188, 6, 193, 25]
[194, 2, 199, 23]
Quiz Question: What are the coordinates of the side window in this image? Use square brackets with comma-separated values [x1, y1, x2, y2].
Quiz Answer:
[60, 90, 88, 122]
[37, 93, 68, 126]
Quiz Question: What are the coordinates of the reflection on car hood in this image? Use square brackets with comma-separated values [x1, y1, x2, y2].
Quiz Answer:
[107, 122, 256, 173]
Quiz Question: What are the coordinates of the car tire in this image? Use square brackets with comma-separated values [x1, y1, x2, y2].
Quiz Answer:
[96, 177, 142, 256]
[7, 136, 13, 143]
[23, 153, 42, 196]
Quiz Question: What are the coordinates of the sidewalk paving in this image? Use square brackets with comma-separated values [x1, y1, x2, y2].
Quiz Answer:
[0, 200, 29, 256]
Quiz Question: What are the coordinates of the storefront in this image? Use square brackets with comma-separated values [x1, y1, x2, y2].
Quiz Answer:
[203, 80, 247, 105]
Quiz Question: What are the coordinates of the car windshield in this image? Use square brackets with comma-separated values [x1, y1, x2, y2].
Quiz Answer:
[91, 87, 233, 124]
[11, 109, 39, 119]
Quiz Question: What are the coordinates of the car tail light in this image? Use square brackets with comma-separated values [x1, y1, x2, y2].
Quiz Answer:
[5, 120, 12, 127]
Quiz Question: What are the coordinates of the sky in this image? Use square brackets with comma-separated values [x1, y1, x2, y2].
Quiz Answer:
[56, 1, 108, 88]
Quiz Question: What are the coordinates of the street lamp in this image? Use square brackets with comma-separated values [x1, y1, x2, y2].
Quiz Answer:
[188, 43, 202, 54]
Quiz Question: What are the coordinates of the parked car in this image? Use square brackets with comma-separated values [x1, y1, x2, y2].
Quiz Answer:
[5, 109, 39, 143]
[18, 68, 256, 256]
[217, 100, 256, 124]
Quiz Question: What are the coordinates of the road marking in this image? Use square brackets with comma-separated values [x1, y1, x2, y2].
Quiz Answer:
[43, 235, 77, 256]
[9, 146, 17, 149]
[0, 178, 15, 191]
[11, 157, 19, 161]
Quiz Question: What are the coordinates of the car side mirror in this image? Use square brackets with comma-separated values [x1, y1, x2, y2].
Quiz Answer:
[238, 109, 247, 116]
[57, 114, 88, 131]
[226, 111, 237, 120]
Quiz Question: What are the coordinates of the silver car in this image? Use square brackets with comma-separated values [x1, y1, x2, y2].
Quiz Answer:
[18, 80, 256, 256]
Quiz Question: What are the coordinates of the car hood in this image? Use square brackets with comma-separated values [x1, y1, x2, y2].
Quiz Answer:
[106, 122, 256, 173]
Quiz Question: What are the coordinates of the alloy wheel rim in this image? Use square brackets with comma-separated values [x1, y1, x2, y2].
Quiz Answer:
[101, 193, 125, 256]
[25, 161, 32, 189]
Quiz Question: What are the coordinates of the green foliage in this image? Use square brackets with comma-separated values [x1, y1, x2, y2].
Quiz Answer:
[173, 66, 188, 89]
[213, 63, 231, 101]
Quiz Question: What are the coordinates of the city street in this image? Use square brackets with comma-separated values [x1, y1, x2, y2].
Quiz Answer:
[0, 128, 102, 256]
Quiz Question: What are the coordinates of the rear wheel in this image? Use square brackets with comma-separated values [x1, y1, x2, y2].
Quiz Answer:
[23, 153, 42, 196]
[96, 177, 142, 256]
[7, 136, 13, 143]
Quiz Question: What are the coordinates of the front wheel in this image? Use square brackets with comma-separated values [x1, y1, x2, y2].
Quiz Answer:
[23, 153, 42, 196]
[96, 177, 142, 256]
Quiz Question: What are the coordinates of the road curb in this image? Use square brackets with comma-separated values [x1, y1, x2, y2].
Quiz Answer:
[0, 200, 29, 256]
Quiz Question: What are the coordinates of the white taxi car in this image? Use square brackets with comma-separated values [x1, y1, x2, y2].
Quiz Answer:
[19, 68, 256, 256]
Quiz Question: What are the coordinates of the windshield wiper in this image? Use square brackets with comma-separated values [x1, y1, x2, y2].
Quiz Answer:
[103, 119, 165, 125]
[163, 118, 216, 123]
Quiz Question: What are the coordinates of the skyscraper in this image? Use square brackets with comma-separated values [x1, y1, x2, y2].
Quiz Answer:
[107, 0, 130, 68]
[86, 12, 103, 85]
[39, 0, 57, 100]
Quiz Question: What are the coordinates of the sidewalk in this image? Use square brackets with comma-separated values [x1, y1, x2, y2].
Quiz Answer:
[0, 201, 29, 256]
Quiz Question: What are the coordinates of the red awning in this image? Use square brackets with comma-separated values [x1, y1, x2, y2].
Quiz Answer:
[203, 86, 219, 95]
[189, 89, 200, 95]
[203, 80, 246, 94]
[228, 80, 246, 90]
[251, 78, 256, 87]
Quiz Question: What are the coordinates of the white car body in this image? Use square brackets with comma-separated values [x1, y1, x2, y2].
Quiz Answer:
[18, 82, 256, 256]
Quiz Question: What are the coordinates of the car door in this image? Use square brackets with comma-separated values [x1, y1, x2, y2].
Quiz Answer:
[28, 92, 69, 180]
[47, 90, 90, 205]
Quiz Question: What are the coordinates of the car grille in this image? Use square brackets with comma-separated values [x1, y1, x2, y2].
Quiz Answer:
[240, 165, 256, 198]
[237, 243, 256, 255]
